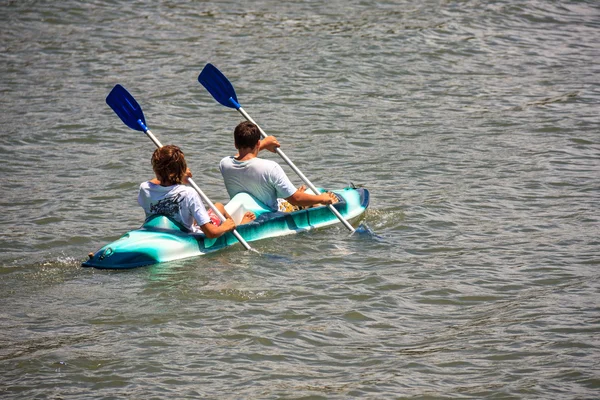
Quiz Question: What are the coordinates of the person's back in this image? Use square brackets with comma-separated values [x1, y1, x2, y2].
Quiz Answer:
[138, 181, 209, 232]
[220, 155, 296, 211]
[220, 121, 337, 212]
[138, 145, 237, 238]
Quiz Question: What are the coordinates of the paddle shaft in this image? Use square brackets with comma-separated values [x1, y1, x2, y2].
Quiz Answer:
[235, 107, 356, 233]
[138, 120, 253, 250]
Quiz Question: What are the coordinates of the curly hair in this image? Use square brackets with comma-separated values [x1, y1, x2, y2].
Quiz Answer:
[151, 145, 188, 186]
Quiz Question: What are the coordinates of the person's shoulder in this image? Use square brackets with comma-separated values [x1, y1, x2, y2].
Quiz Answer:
[255, 157, 280, 168]
[164, 184, 196, 202]
[139, 180, 153, 190]
[172, 183, 192, 193]
[178, 184, 202, 198]
[260, 158, 286, 174]
[220, 155, 236, 166]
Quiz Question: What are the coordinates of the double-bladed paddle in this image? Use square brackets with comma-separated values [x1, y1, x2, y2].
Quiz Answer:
[106, 84, 253, 251]
[198, 64, 356, 233]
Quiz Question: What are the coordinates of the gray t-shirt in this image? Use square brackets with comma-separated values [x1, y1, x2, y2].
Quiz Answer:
[219, 156, 297, 211]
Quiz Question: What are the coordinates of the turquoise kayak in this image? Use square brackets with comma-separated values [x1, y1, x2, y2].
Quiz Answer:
[82, 187, 369, 269]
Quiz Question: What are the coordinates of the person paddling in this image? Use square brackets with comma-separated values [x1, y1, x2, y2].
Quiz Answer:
[138, 145, 254, 238]
[219, 121, 338, 212]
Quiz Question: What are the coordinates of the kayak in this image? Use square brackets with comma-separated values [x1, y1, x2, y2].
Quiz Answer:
[82, 186, 369, 269]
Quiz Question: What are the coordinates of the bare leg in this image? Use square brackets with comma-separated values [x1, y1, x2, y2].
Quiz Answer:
[214, 203, 229, 219]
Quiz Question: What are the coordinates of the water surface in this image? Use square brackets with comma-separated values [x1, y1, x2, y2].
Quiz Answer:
[1, 1, 599, 398]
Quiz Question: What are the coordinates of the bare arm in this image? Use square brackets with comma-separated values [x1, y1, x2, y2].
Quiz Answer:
[285, 189, 337, 208]
[199, 217, 235, 239]
[259, 136, 280, 153]
[197, 203, 236, 239]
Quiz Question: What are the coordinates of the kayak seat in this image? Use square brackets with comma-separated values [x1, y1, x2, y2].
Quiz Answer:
[141, 215, 189, 233]
[224, 192, 272, 224]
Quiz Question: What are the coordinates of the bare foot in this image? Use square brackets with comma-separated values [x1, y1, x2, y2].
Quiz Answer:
[240, 211, 256, 224]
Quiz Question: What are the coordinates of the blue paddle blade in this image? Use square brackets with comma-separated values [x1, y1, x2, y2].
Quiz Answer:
[354, 223, 384, 240]
[198, 63, 241, 109]
[106, 84, 147, 132]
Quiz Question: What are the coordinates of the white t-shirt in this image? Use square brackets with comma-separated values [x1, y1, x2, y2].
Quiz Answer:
[219, 156, 297, 211]
[137, 182, 211, 233]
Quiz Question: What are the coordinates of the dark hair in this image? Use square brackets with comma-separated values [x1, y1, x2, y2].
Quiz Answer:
[234, 121, 261, 149]
[151, 145, 187, 185]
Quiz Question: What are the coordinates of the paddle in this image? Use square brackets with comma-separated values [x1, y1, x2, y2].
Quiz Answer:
[198, 64, 356, 233]
[106, 84, 254, 251]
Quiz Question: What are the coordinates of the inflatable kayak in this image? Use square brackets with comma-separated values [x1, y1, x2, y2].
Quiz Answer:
[82, 186, 369, 269]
